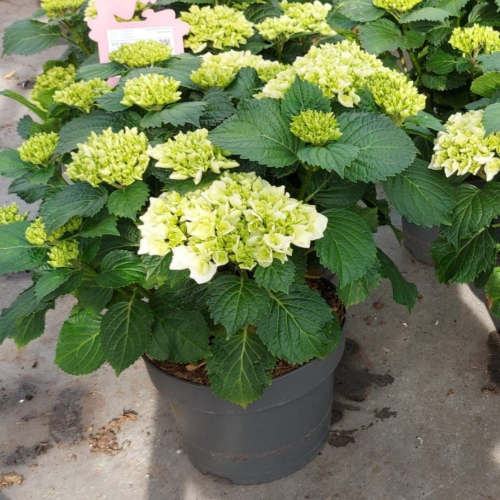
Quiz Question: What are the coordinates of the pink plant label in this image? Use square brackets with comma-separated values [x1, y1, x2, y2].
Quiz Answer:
[88, 0, 190, 65]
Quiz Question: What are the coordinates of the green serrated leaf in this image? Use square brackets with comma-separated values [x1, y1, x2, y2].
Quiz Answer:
[8, 175, 51, 203]
[96, 250, 146, 288]
[153, 278, 207, 310]
[226, 67, 262, 101]
[75, 273, 113, 313]
[316, 208, 377, 286]
[107, 181, 149, 219]
[337, 264, 381, 307]
[281, 76, 331, 120]
[100, 297, 153, 375]
[207, 275, 271, 336]
[338, 0, 385, 22]
[148, 307, 210, 363]
[471, 72, 500, 98]
[55, 310, 106, 375]
[309, 172, 367, 208]
[400, 7, 451, 22]
[478, 53, 500, 72]
[17, 115, 35, 140]
[483, 102, 500, 136]
[40, 182, 108, 233]
[255, 284, 333, 363]
[254, 259, 296, 293]
[159, 101, 207, 128]
[12, 311, 47, 348]
[382, 159, 455, 227]
[140, 254, 172, 289]
[35, 269, 82, 301]
[421, 72, 469, 91]
[297, 143, 358, 177]
[359, 19, 404, 55]
[485, 267, 500, 318]
[426, 49, 458, 75]
[209, 99, 302, 168]
[350, 206, 379, 232]
[200, 87, 236, 128]
[0, 149, 34, 179]
[95, 87, 128, 112]
[3, 20, 61, 56]
[432, 0, 470, 16]
[337, 112, 417, 182]
[244, 2, 282, 23]
[78, 209, 120, 238]
[76, 62, 124, 81]
[404, 111, 446, 132]
[0, 90, 47, 120]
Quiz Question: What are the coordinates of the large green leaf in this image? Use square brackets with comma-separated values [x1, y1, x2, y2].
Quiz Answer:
[255, 284, 333, 363]
[3, 20, 61, 56]
[337, 112, 417, 182]
[141, 102, 208, 129]
[478, 53, 500, 73]
[483, 102, 500, 136]
[106, 181, 149, 220]
[76, 62, 125, 81]
[244, 1, 282, 23]
[147, 307, 210, 363]
[55, 310, 106, 375]
[382, 159, 455, 227]
[100, 297, 153, 375]
[209, 99, 302, 168]
[140, 254, 175, 289]
[337, 265, 381, 307]
[426, 49, 459, 75]
[254, 259, 296, 293]
[308, 173, 367, 208]
[298, 143, 358, 177]
[200, 87, 236, 128]
[12, 311, 47, 348]
[34, 269, 82, 301]
[359, 19, 404, 55]
[153, 279, 208, 310]
[0, 149, 34, 179]
[207, 275, 271, 337]
[226, 67, 262, 101]
[377, 249, 418, 311]
[315, 209, 377, 286]
[78, 209, 119, 238]
[0, 221, 46, 275]
[206, 329, 275, 408]
[400, 7, 451, 22]
[281, 77, 330, 120]
[432, 0, 471, 16]
[485, 267, 500, 318]
[0, 90, 48, 120]
[338, 0, 385, 22]
[471, 73, 500, 98]
[40, 182, 108, 233]
[75, 273, 114, 313]
[96, 250, 146, 288]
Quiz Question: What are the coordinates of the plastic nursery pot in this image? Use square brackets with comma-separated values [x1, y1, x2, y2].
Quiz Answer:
[144, 331, 346, 485]
[402, 217, 439, 266]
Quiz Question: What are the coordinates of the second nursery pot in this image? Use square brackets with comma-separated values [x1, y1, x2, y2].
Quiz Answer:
[402, 217, 439, 266]
[144, 331, 346, 485]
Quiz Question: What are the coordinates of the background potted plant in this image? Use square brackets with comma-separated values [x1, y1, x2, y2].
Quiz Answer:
[0, 0, 460, 484]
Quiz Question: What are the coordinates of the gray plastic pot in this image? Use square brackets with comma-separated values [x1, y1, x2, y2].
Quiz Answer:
[402, 218, 439, 266]
[144, 333, 346, 484]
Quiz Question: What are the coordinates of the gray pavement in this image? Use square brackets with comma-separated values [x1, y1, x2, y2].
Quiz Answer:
[1, 2, 500, 499]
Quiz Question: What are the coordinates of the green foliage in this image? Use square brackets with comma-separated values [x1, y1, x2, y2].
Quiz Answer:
[0, 149, 34, 179]
[471, 73, 500, 98]
[298, 143, 358, 177]
[254, 259, 296, 293]
[485, 267, 500, 318]
[483, 103, 500, 136]
[141, 102, 207, 129]
[107, 181, 149, 219]
[97, 250, 146, 288]
[281, 77, 330, 120]
[3, 20, 61, 56]
[337, 265, 381, 307]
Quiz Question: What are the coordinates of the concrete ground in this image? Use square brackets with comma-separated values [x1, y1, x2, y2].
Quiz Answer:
[1, 2, 500, 499]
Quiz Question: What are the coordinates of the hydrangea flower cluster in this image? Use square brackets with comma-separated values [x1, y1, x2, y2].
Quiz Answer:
[18, 132, 58, 165]
[429, 110, 500, 181]
[148, 129, 239, 184]
[367, 68, 426, 123]
[256, 1, 335, 41]
[41, 0, 85, 17]
[31, 65, 76, 109]
[449, 25, 500, 59]
[84, 0, 149, 21]
[138, 172, 328, 283]
[109, 40, 172, 68]
[180, 5, 254, 53]
[0, 203, 27, 226]
[53, 78, 111, 113]
[67, 127, 149, 187]
[261, 41, 383, 105]
[190, 50, 287, 89]
[48, 241, 80, 268]
[290, 110, 342, 145]
[373, 0, 423, 13]
[25, 216, 83, 246]
[121, 73, 181, 110]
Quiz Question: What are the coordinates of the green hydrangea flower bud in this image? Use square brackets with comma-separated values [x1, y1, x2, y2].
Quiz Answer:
[41, 0, 85, 17]
[49, 216, 83, 241]
[449, 25, 500, 58]
[25, 218, 48, 246]
[290, 110, 342, 145]
[373, 0, 423, 13]
[367, 67, 426, 124]
[18, 132, 58, 166]
[0, 203, 27, 226]
[109, 40, 172, 68]
[53, 78, 111, 113]
[31, 65, 77, 110]
[84, 0, 150, 22]
[47, 240, 79, 268]
[67, 127, 149, 187]
[180, 5, 254, 53]
[148, 128, 239, 184]
[121, 73, 182, 110]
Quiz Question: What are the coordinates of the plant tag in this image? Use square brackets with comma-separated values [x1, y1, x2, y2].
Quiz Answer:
[107, 26, 176, 53]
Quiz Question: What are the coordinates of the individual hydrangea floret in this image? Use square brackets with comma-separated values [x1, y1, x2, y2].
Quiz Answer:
[25, 216, 83, 246]
[18, 132, 58, 165]
[41, 0, 85, 17]
[256, 1, 335, 41]
[138, 172, 328, 283]
[31, 65, 76, 109]
[180, 5, 254, 53]
[290, 110, 342, 145]
[449, 25, 500, 58]
[367, 67, 426, 124]
[148, 129, 239, 184]
[109, 40, 172, 68]
[47, 240, 79, 268]
[67, 127, 149, 187]
[121, 73, 182, 110]
[429, 110, 500, 181]
[53, 78, 111, 113]
[0, 203, 27, 226]
[373, 0, 423, 13]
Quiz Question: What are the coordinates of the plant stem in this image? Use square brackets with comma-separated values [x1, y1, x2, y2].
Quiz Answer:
[61, 21, 91, 55]
[298, 167, 314, 201]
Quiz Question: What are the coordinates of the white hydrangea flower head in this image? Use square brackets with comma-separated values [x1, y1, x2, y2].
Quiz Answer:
[18, 132, 58, 166]
[138, 172, 328, 283]
[109, 40, 172, 67]
[373, 0, 423, 13]
[121, 73, 182, 110]
[31, 65, 77, 110]
[53, 78, 111, 113]
[148, 128, 239, 184]
[429, 110, 500, 181]
[180, 5, 254, 53]
[449, 25, 500, 58]
[290, 110, 342, 145]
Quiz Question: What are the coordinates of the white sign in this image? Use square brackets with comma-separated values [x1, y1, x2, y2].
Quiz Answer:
[107, 26, 176, 53]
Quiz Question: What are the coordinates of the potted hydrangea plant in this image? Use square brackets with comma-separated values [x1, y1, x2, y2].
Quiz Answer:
[1, 0, 456, 483]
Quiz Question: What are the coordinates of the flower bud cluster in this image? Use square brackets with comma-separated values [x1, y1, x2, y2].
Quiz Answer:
[256, 1, 335, 41]
[290, 110, 342, 145]
[31, 65, 77, 110]
[84, 0, 150, 21]
[67, 127, 149, 187]
[373, 0, 423, 13]
[0, 203, 27, 226]
[109, 40, 172, 67]
[25, 216, 83, 246]
[148, 128, 239, 184]
[138, 172, 328, 283]
[121, 73, 182, 110]
[53, 78, 111, 113]
[48, 240, 80, 268]
[41, 0, 85, 17]
[18, 132, 58, 166]
[180, 5, 254, 53]
[449, 25, 500, 58]
[429, 110, 500, 181]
